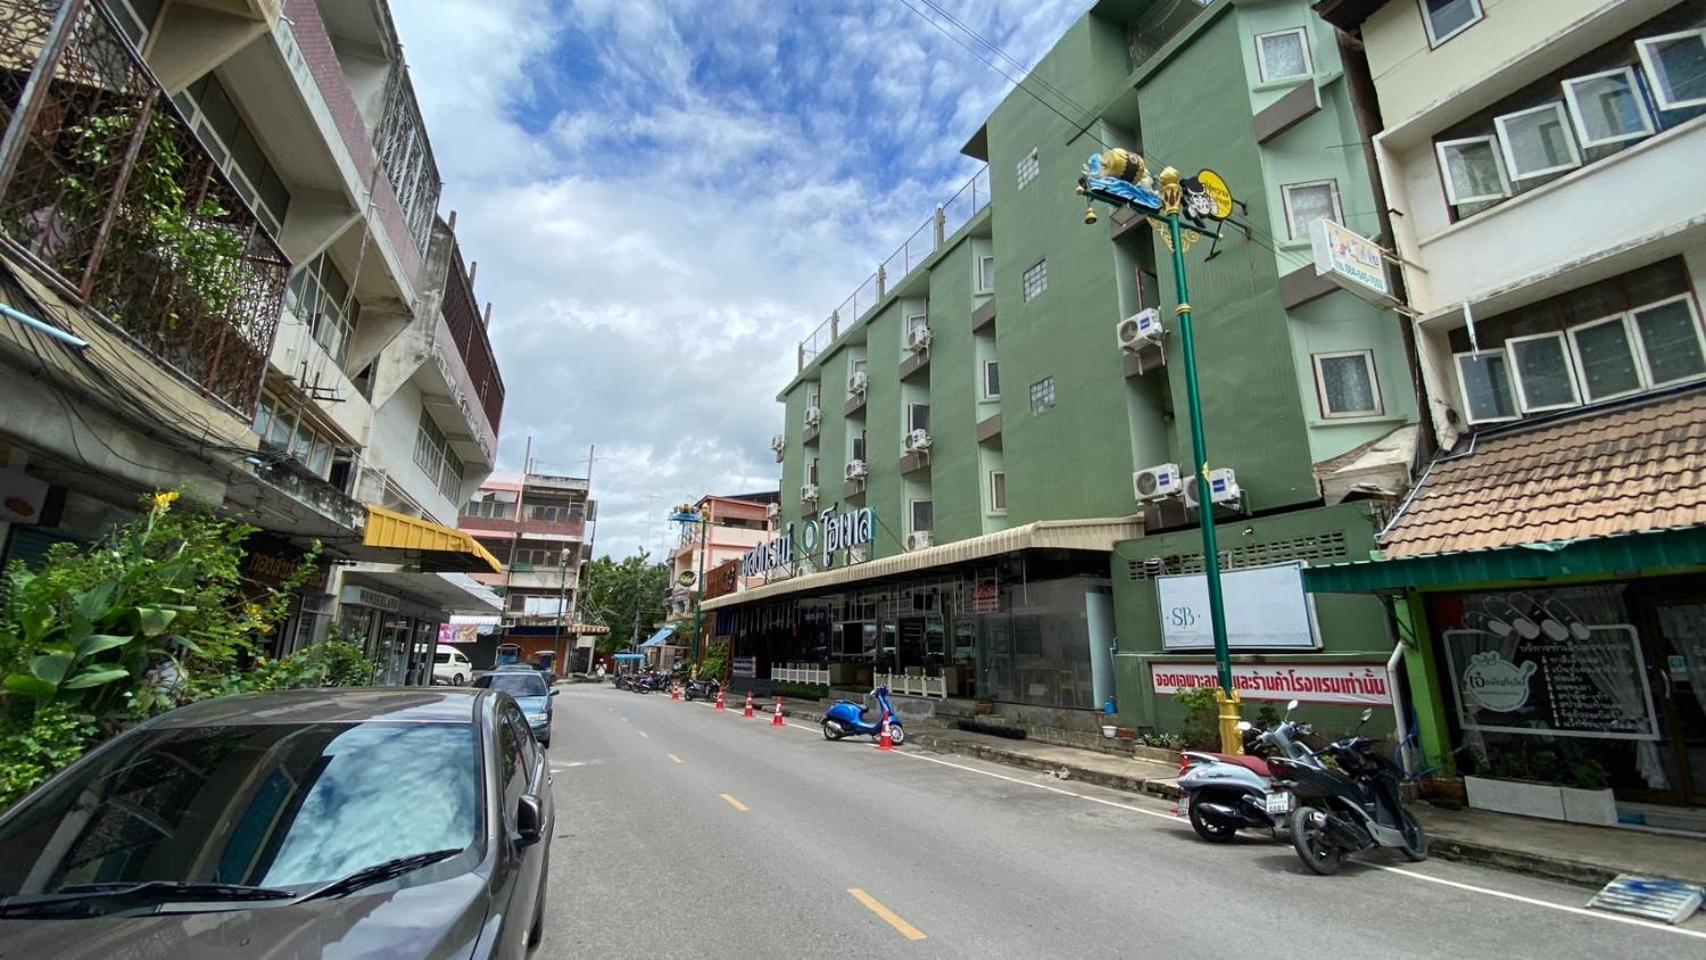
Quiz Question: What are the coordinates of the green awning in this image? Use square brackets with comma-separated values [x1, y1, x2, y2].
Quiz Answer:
[1303, 527, 1706, 594]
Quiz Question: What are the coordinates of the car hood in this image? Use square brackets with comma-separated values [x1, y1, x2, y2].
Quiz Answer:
[0, 872, 489, 960]
[512, 695, 550, 715]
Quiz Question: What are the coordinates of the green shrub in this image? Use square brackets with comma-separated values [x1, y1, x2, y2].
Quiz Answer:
[1174, 686, 1219, 749]
[0, 703, 99, 809]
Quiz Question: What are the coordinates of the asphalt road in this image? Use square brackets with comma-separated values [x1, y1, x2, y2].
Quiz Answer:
[532, 683, 1706, 959]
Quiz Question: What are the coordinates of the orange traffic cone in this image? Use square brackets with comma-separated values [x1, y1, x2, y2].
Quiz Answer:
[771, 698, 785, 726]
[743, 692, 755, 718]
[670, 684, 680, 701]
[714, 690, 725, 711]
[876, 712, 894, 751]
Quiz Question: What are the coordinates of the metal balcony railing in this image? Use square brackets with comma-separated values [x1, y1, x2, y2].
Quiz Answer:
[441, 240, 504, 434]
[0, 0, 289, 417]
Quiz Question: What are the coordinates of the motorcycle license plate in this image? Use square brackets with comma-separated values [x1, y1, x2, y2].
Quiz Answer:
[1265, 791, 1294, 816]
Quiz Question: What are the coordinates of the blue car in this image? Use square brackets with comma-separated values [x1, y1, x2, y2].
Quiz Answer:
[474, 669, 557, 748]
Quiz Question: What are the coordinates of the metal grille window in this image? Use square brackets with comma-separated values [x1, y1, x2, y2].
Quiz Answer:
[413, 410, 464, 501]
[376, 71, 442, 255]
[1029, 376, 1056, 415]
[1016, 149, 1040, 189]
[1022, 260, 1048, 301]
[1125, 530, 1351, 580]
[172, 74, 291, 236]
[285, 252, 361, 368]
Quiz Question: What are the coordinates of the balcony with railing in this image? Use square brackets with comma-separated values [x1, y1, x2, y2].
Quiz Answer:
[796, 165, 990, 373]
[0, 0, 290, 417]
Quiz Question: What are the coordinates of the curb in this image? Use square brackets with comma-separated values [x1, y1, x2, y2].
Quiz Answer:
[907, 731, 1182, 802]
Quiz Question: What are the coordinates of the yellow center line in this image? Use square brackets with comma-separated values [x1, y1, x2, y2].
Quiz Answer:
[668, 753, 684, 764]
[848, 888, 927, 941]
[720, 793, 750, 812]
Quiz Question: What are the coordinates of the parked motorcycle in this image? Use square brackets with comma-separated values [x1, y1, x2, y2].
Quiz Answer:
[683, 677, 721, 702]
[822, 687, 904, 745]
[1268, 708, 1427, 875]
[1177, 699, 1320, 843]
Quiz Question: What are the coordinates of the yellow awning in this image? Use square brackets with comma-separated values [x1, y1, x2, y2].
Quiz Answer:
[362, 505, 504, 574]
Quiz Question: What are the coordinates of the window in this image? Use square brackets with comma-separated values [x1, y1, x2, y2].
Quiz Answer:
[910, 499, 934, 533]
[1563, 67, 1654, 148]
[1454, 351, 1519, 424]
[110, 0, 163, 46]
[1280, 180, 1341, 241]
[852, 357, 868, 379]
[1630, 295, 1706, 386]
[906, 313, 930, 344]
[1505, 333, 1580, 413]
[1016, 149, 1040, 190]
[413, 410, 465, 500]
[906, 402, 930, 433]
[497, 706, 527, 811]
[1638, 29, 1706, 111]
[1568, 315, 1644, 402]
[1419, 0, 1483, 47]
[285, 252, 361, 368]
[807, 386, 821, 410]
[462, 498, 513, 520]
[1029, 376, 1056, 414]
[172, 74, 291, 236]
[976, 255, 996, 294]
[1312, 351, 1382, 418]
[989, 471, 1007, 514]
[850, 430, 867, 462]
[254, 393, 335, 478]
[981, 360, 1001, 400]
[1494, 103, 1580, 181]
[1435, 136, 1509, 206]
[1022, 260, 1048, 302]
[511, 547, 562, 568]
[807, 458, 820, 486]
[1255, 28, 1312, 83]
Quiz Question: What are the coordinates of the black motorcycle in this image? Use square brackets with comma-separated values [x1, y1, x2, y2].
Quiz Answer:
[1266, 708, 1427, 875]
[682, 677, 720, 702]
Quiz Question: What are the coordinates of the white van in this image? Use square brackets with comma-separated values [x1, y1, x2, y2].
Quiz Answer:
[433, 644, 474, 685]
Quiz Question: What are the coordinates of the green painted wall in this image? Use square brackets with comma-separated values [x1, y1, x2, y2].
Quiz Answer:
[922, 239, 980, 545]
[862, 299, 907, 558]
[1108, 501, 1394, 732]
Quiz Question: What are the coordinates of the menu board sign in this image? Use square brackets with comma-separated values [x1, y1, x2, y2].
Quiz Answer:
[1442, 625, 1659, 741]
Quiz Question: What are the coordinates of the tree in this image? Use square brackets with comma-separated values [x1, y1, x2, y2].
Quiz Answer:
[578, 552, 671, 656]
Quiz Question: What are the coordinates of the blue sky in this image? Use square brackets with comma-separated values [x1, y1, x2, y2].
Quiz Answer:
[391, 0, 1087, 558]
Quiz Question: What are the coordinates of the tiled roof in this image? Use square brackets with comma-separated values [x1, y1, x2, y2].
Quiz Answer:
[1380, 389, 1706, 559]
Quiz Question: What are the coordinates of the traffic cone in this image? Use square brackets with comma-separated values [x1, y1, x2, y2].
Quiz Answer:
[876, 712, 894, 751]
[714, 690, 725, 711]
[742, 692, 755, 718]
[771, 698, 785, 726]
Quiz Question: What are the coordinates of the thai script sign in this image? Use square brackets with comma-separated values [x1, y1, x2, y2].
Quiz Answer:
[1443, 625, 1659, 741]
[1150, 662, 1393, 705]
[740, 506, 875, 576]
[1158, 561, 1320, 651]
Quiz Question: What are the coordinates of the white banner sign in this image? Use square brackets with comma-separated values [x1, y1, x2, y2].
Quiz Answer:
[1310, 218, 1391, 302]
[1150, 662, 1394, 705]
[1157, 561, 1319, 651]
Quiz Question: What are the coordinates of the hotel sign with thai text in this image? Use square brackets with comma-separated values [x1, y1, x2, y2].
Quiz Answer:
[741, 506, 875, 576]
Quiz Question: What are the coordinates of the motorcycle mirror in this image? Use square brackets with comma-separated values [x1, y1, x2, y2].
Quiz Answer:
[1236, 721, 1253, 732]
[1285, 699, 1299, 715]
[1359, 708, 1372, 723]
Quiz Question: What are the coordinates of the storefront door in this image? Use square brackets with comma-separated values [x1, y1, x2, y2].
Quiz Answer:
[1648, 599, 1706, 804]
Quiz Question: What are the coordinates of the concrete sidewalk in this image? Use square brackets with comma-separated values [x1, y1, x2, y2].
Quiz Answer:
[789, 699, 1706, 890]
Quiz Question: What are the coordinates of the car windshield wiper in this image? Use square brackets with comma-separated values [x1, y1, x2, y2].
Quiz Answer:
[0, 881, 293, 917]
[299, 848, 463, 901]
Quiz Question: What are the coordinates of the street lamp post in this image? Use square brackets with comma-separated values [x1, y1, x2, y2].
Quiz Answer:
[1082, 156, 1242, 754]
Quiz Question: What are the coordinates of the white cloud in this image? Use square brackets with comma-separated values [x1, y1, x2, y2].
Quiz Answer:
[391, 0, 1087, 557]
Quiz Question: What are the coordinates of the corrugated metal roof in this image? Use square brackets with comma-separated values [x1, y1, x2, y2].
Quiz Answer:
[1380, 389, 1706, 559]
[700, 515, 1144, 610]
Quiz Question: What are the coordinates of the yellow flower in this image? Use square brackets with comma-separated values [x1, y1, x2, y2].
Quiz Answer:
[152, 490, 180, 512]
[245, 603, 264, 621]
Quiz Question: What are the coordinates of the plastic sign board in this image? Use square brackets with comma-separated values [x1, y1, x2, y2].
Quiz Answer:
[1310, 219, 1391, 301]
[1181, 169, 1234, 226]
[1157, 561, 1320, 651]
[1150, 662, 1393, 705]
[741, 506, 875, 576]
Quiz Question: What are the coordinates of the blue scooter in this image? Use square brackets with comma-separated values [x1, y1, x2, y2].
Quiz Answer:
[822, 686, 905, 745]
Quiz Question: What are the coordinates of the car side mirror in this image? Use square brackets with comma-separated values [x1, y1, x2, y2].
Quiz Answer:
[549, 689, 559, 697]
[516, 794, 544, 847]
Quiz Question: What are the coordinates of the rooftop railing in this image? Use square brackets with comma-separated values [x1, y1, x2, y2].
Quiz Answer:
[0, 0, 290, 417]
[797, 164, 990, 372]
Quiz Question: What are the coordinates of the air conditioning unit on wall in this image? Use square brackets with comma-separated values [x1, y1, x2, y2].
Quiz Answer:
[804, 405, 822, 427]
[845, 459, 867, 480]
[905, 429, 932, 453]
[801, 483, 820, 504]
[1132, 463, 1183, 502]
[765, 502, 781, 519]
[907, 323, 932, 352]
[905, 531, 932, 551]
[1116, 308, 1165, 352]
[848, 370, 868, 395]
[1182, 467, 1242, 511]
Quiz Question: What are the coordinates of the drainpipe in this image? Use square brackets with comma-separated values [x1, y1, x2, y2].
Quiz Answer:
[1381, 594, 1415, 777]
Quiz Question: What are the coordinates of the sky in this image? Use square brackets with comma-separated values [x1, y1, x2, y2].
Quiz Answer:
[390, 0, 1087, 559]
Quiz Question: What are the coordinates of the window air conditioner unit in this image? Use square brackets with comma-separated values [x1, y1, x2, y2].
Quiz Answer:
[907, 324, 933, 352]
[905, 531, 933, 551]
[771, 435, 785, 453]
[804, 406, 822, 427]
[800, 483, 820, 504]
[1117, 308, 1165, 353]
[765, 502, 781, 519]
[1181, 468, 1242, 511]
[1132, 463, 1183, 502]
[905, 429, 932, 453]
[848, 370, 868, 395]
[845, 459, 867, 480]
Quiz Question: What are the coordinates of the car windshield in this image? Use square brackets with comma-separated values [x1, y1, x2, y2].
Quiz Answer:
[0, 722, 481, 897]
[477, 673, 548, 697]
